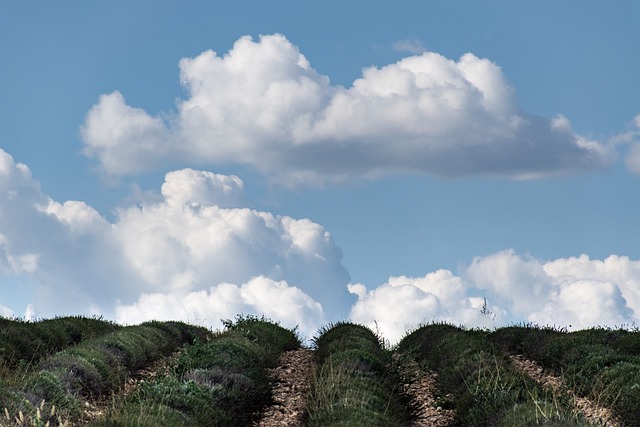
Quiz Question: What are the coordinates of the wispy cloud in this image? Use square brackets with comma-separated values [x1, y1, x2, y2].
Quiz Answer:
[81, 34, 612, 187]
[392, 38, 427, 54]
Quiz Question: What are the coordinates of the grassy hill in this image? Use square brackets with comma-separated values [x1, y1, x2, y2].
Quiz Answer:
[1, 315, 638, 426]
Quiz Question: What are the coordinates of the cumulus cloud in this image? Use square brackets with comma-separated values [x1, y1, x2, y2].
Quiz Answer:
[2, 147, 638, 340]
[81, 34, 611, 186]
[350, 250, 640, 343]
[0, 148, 349, 332]
[115, 276, 324, 337]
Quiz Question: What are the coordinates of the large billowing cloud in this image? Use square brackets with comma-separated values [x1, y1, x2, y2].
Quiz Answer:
[0, 149, 350, 335]
[350, 250, 640, 343]
[1, 148, 638, 340]
[81, 34, 610, 186]
[114, 276, 324, 336]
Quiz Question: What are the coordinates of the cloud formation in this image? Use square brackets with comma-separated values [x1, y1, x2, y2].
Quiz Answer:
[350, 250, 640, 343]
[1, 149, 638, 340]
[81, 34, 611, 186]
[0, 149, 350, 335]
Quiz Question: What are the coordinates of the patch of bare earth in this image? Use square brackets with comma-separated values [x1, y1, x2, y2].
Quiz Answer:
[254, 348, 315, 427]
[396, 356, 455, 427]
[509, 354, 621, 427]
[82, 349, 184, 422]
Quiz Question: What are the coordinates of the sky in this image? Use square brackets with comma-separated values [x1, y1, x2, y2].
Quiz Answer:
[1, 1, 640, 342]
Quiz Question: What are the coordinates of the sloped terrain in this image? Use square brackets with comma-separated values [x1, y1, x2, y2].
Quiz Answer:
[2, 317, 639, 426]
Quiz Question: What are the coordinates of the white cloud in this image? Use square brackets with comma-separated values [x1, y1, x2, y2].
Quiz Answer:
[625, 142, 640, 174]
[81, 34, 611, 186]
[115, 276, 324, 337]
[110, 168, 351, 311]
[392, 38, 427, 54]
[543, 254, 640, 320]
[610, 113, 640, 174]
[350, 250, 640, 344]
[0, 303, 15, 318]
[1, 147, 637, 340]
[530, 279, 632, 328]
[0, 148, 350, 331]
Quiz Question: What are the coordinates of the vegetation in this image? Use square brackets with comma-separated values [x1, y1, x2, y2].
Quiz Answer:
[490, 324, 640, 426]
[95, 315, 301, 426]
[306, 322, 414, 426]
[1, 319, 210, 426]
[1, 315, 639, 426]
[0, 315, 120, 370]
[397, 323, 593, 426]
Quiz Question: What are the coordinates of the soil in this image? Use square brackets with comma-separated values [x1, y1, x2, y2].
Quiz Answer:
[396, 357, 456, 427]
[254, 350, 456, 427]
[509, 354, 621, 427]
[253, 348, 315, 427]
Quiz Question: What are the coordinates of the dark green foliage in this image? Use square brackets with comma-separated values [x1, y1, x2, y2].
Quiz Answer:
[95, 316, 300, 427]
[398, 323, 589, 427]
[307, 322, 413, 427]
[2, 321, 211, 424]
[222, 314, 301, 365]
[0, 315, 120, 370]
[490, 325, 640, 426]
[488, 325, 569, 370]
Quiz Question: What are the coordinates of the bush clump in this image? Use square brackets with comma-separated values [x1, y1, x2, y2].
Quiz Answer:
[399, 323, 590, 426]
[0, 315, 120, 370]
[307, 322, 413, 427]
[489, 325, 640, 426]
[2, 321, 211, 425]
[96, 315, 300, 427]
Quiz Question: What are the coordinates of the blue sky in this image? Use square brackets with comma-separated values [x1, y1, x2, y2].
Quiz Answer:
[1, 2, 639, 340]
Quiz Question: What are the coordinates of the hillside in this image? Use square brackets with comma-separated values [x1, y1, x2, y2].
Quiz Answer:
[1, 316, 638, 426]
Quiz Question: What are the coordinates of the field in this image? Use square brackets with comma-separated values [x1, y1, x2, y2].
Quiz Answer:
[1, 315, 639, 426]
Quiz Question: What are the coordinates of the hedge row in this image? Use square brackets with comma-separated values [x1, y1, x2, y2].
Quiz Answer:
[489, 325, 640, 426]
[0, 315, 120, 369]
[307, 322, 413, 426]
[94, 315, 301, 426]
[0, 321, 211, 425]
[397, 323, 592, 426]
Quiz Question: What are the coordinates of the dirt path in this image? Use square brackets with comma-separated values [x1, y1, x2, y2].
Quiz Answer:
[254, 348, 315, 427]
[509, 354, 621, 427]
[396, 357, 455, 427]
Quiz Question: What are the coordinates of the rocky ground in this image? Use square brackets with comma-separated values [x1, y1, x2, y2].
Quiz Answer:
[397, 358, 456, 427]
[509, 354, 621, 427]
[253, 348, 315, 427]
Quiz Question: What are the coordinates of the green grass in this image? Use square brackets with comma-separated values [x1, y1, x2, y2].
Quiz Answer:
[0, 315, 120, 371]
[489, 324, 640, 426]
[307, 322, 414, 427]
[1, 321, 211, 426]
[2, 316, 639, 426]
[94, 315, 301, 427]
[398, 323, 592, 427]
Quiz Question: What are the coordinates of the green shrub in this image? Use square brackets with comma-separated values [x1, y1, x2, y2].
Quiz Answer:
[596, 362, 640, 425]
[398, 323, 589, 427]
[92, 317, 297, 427]
[222, 314, 301, 365]
[307, 322, 413, 427]
[0, 315, 120, 370]
[3, 321, 208, 424]
[175, 335, 265, 375]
